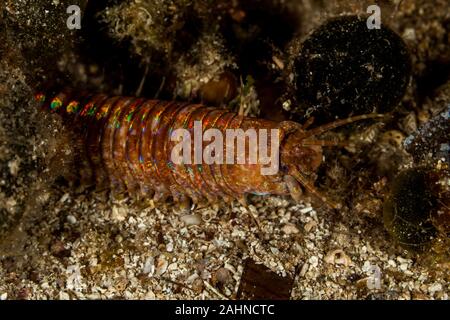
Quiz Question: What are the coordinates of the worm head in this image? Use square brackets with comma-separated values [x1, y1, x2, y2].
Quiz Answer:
[278, 114, 388, 209]
[279, 124, 340, 209]
[280, 130, 341, 208]
[280, 129, 323, 177]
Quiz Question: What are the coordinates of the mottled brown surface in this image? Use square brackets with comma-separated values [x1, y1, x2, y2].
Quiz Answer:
[237, 258, 294, 299]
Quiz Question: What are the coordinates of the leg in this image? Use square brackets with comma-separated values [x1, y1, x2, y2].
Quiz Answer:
[284, 175, 303, 202]
[291, 168, 342, 210]
[301, 139, 353, 148]
[303, 114, 388, 138]
[301, 116, 315, 130]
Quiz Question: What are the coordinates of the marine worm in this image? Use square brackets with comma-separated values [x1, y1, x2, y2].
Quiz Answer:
[35, 90, 385, 209]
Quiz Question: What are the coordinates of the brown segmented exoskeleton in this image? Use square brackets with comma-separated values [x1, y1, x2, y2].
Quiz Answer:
[35, 90, 386, 210]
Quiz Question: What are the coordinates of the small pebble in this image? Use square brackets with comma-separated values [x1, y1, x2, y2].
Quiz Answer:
[282, 223, 299, 235]
[299, 207, 313, 214]
[112, 206, 127, 222]
[215, 267, 231, 284]
[60, 193, 70, 203]
[167, 263, 178, 271]
[180, 214, 202, 226]
[309, 256, 319, 268]
[67, 215, 77, 224]
[143, 257, 155, 275]
[8, 158, 20, 176]
[324, 249, 352, 266]
[388, 259, 397, 268]
[59, 291, 70, 300]
[144, 290, 156, 300]
[402, 28, 416, 41]
[428, 283, 442, 294]
[155, 255, 168, 276]
[304, 220, 317, 233]
[299, 263, 309, 277]
[192, 278, 204, 293]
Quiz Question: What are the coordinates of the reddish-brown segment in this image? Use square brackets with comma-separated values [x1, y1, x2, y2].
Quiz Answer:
[36, 91, 386, 209]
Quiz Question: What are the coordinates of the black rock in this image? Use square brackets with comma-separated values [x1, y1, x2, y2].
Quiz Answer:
[294, 15, 411, 123]
[404, 105, 450, 165]
[383, 167, 438, 248]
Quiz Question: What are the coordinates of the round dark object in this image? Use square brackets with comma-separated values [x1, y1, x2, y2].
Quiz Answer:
[294, 15, 411, 123]
[383, 168, 438, 247]
[404, 105, 450, 165]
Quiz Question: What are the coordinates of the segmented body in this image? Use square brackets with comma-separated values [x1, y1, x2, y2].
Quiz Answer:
[36, 90, 385, 208]
[36, 91, 291, 204]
